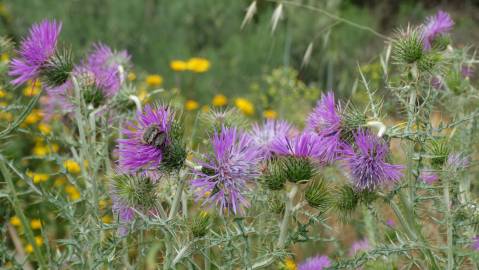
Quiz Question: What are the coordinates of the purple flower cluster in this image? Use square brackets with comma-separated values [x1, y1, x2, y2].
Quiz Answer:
[349, 238, 370, 256]
[9, 20, 62, 85]
[271, 132, 325, 160]
[45, 43, 129, 117]
[419, 170, 439, 185]
[342, 130, 403, 190]
[191, 127, 261, 215]
[249, 120, 295, 159]
[422, 10, 454, 50]
[298, 255, 331, 270]
[118, 105, 173, 174]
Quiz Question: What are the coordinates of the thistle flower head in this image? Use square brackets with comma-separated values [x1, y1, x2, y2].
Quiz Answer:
[472, 236, 479, 251]
[271, 132, 325, 159]
[342, 130, 404, 190]
[392, 26, 424, 65]
[249, 119, 295, 159]
[349, 238, 370, 256]
[191, 127, 261, 215]
[419, 170, 439, 184]
[422, 10, 454, 50]
[9, 20, 63, 85]
[298, 255, 331, 270]
[118, 104, 174, 174]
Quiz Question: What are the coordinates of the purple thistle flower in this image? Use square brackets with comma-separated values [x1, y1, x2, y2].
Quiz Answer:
[306, 91, 343, 162]
[461, 65, 474, 78]
[472, 236, 479, 251]
[447, 153, 469, 170]
[271, 132, 325, 160]
[422, 10, 454, 50]
[419, 170, 439, 184]
[349, 238, 370, 256]
[298, 255, 331, 270]
[431, 76, 443, 90]
[248, 120, 295, 159]
[9, 19, 62, 85]
[342, 130, 404, 190]
[386, 219, 396, 228]
[118, 104, 173, 173]
[191, 127, 261, 215]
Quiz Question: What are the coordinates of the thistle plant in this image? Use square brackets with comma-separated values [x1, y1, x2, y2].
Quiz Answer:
[1, 9, 479, 270]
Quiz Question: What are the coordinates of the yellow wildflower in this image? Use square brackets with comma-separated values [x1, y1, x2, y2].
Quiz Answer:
[212, 94, 228, 107]
[50, 143, 60, 153]
[65, 185, 81, 201]
[30, 219, 42, 230]
[54, 177, 66, 187]
[99, 199, 108, 210]
[145, 74, 163, 87]
[0, 88, 6, 98]
[10, 216, 21, 227]
[170, 60, 188, 71]
[201, 105, 210, 113]
[24, 110, 42, 125]
[35, 236, 44, 246]
[25, 244, 34, 253]
[127, 72, 136, 81]
[27, 172, 49, 184]
[23, 85, 41, 97]
[0, 52, 9, 63]
[234, 98, 254, 116]
[33, 144, 48, 157]
[185, 100, 200, 111]
[138, 88, 148, 103]
[0, 111, 13, 121]
[186, 57, 210, 73]
[63, 159, 81, 174]
[37, 123, 52, 134]
[284, 258, 297, 270]
[263, 110, 278, 119]
[102, 215, 112, 224]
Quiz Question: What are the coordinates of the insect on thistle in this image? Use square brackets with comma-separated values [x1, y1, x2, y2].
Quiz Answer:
[142, 125, 168, 149]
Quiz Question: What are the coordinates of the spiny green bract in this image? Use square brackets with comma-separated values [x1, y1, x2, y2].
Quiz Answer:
[41, 46, 74, 87]
[189, 211, 211, 238]
[280, 156, 316, 183]
[111, 174, 159, 210]
[261, 159, 287, 190]
[426, 138, 450, 169]
[392, 27, 424, 65]
[304, 176, 331, 211]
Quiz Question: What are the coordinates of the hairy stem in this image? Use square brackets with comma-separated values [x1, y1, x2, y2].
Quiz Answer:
[443, 176, 454, 270]
[168, 174, 186, 219]
[277, 183, 298, 249]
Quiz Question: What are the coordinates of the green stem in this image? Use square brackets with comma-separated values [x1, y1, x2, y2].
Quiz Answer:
[443, 176, 454, 269]
[277, 183, 298, 248]
[0, 157, 48, 268]
[168, 174, 185, 219]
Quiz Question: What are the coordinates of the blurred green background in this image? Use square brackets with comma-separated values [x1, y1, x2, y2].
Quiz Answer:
[1, 0, 478, 103]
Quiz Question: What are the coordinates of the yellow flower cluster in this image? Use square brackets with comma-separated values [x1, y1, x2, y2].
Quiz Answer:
[185, 100, 200, 111]
[263, 109, 278, 119]
[170, 58, 210, 73]
[145, 74, 163, 87]
[63, 159, 81, 174]
[23, 81, 42, 97]
[127, 72, 136, 81]
[284, 258, 297, 270]
[27, 171, 49, 184]
[32, 138, 59, 157]
[25, 236, 44, 253]
[234, 98, 255, 116]
[0, 52, 8, 63]
[23, 109, 43, 125]
[30, 219, 42, 229]
[65, 185, 81, 201]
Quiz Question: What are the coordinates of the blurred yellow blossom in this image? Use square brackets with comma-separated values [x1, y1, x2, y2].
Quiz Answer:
[65, 185, 81, 201]
[185, 100, 200, 111]
[54, 177, 66, 187]
[234, 98, 254, 116]
[0, 52, 9, 63]
[263, 110, 278, 119]
[30, 219, 42, 229]
[201, 105, 210, 113]
[102, 215, 112, 224]
[145, 74, 163, 87]
[35, 236, 44, 246]
[99, 199, 108, 210]
[23, 84, 41, 97]
[50, 143, 60, 153]
[186, 57, 210, 73]
[24, 110, 42, 125]
[37, 123, 52, 134]
[10, 216, 21, 227]
[170, 60, 188, 71]
[284, 258, 297, 270]
[212, 94, 228, 107]
[63, 159, 81, 174]
[27, 172, 49, 184]
[25, 244, 34, 253]
[33, 144, 48, 157]
[0, 111, 13, 121]
[0, 88, 6, 98]
[127, 72, 136, 81]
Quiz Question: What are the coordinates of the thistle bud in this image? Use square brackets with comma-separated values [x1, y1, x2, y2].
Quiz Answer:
[189, 211, 211, 238]
[304, 176, 331, 211]
[340, 104, 367, 143]
[40, 46, 74, 87]
[432, 34, 451, 51]
[426, 138, 450, 169]
[159, 121, 187, 172]
[261, 159, 287, 190]
[392, 27, 424, 65]
[334, 185, 359, 218]
[110, 173, 159, 210]
[280, 156, 316, 183]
